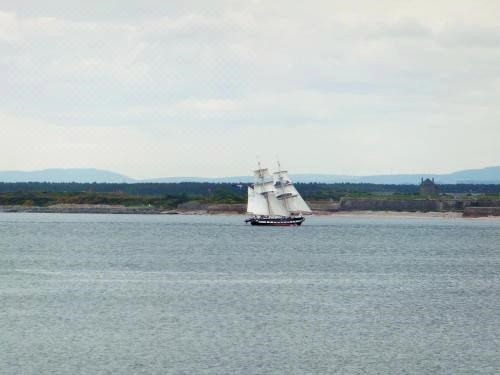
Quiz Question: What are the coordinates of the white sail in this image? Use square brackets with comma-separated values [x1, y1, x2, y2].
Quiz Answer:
[273, 171, 292, 186]
[254, 181, 276, 194]
[273, 171, 293, 197]
[273, 170, 312, 214]
[246, 162, 311, 225]
[248, 163, 310, 218]
[254, 168, 272, 182]
[286, 191, 312, 214]
[247, 186, 270, 215]
[267, 192, 290, 216]
[247, 186, 289, 216]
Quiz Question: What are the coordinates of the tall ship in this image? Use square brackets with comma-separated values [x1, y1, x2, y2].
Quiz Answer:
[245, 162, 312, 226]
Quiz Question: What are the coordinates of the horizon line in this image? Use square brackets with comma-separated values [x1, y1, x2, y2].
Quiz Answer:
[0, 165, 499, 180]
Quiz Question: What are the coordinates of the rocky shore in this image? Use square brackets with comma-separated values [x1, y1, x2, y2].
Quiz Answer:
[0, 204, 165, 214]
[1, 200, 500, 218]
[0, 203, 247, 215]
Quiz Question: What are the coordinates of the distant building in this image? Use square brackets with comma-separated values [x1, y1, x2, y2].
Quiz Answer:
[420, 178, 438, 195]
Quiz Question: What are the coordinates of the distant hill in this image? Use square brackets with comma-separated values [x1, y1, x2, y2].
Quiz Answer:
[444, 166, 500, 184]
[145, 166, 500, 184]
[0, 169, 134, 183]
[1, 166, 499, 184]
[342, 166, 500, 184]
[143, 176, 254, 183]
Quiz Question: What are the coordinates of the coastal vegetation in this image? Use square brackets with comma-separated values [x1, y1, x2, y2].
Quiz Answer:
[0, 188, 245, 209]
[0, 182, 499, 209]
[2, 182, 500, 195]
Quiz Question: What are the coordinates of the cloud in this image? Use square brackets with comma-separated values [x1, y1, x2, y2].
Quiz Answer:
[361, 18, 432, 40]
[438, 24, 500, 48]
[0, 11, 21, 43]
[0, 1, 499, 175]
[2, 109, 499, 178]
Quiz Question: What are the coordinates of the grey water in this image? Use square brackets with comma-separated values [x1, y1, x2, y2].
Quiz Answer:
[0, 213, 499, 375]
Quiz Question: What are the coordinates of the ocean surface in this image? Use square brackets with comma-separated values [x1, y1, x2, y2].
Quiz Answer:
[0, 213, 499, 374]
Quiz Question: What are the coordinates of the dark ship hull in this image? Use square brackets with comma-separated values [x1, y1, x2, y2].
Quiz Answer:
[245, 216, 305, 226]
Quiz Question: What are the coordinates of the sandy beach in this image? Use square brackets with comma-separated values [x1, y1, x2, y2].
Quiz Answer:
[2, 204, 500, 220]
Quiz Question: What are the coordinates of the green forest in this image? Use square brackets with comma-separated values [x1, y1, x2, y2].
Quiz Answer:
[1, 182, 499, 208]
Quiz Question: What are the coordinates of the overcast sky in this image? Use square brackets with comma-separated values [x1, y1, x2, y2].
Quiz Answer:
[1, 0, 499, 178]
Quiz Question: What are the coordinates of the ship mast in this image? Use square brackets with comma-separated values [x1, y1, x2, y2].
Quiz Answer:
[247, 160, 311, 222]
[273, 161, 312, 216]
[276, 159, 291, 214]
[257, 161, 272, 216]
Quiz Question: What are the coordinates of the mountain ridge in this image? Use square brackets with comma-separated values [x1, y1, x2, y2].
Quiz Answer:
[0, 166, 499, 184]
[0, 168, 134, 183]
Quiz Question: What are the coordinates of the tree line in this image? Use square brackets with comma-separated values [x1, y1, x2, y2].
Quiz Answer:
[0, 181, 499, 201]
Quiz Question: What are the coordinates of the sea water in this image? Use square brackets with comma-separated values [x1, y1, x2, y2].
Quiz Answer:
[0, 213, 499, 374]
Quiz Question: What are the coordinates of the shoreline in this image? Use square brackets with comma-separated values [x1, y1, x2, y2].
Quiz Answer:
[318, 211, 500, 220]
[1, 205, 500, 220]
